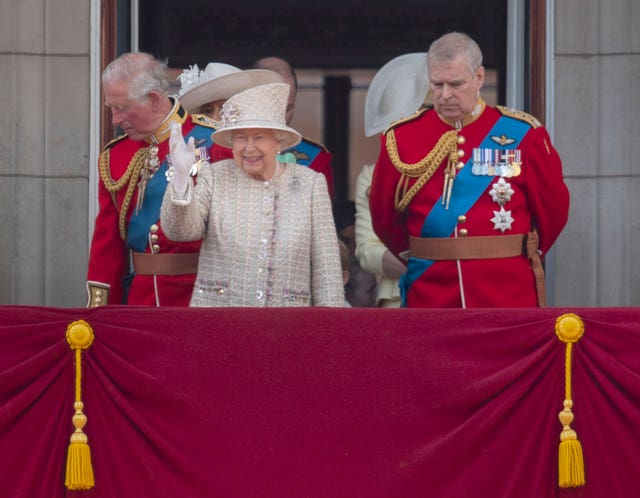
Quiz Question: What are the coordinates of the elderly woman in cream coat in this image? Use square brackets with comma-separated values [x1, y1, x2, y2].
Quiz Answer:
[161, 82, 344, 307]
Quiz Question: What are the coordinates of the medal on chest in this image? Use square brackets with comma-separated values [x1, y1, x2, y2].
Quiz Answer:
[472, 145, 522, 178]
[488, 177, 515, 233]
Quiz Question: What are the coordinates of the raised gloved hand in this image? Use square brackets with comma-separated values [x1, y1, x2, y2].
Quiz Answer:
[168, 122, 196, 194]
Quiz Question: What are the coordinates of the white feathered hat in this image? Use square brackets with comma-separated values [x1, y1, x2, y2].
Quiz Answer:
[364, 53, 429, 137]
[177, 63, 284, 113]
[211, 82, 302, 150]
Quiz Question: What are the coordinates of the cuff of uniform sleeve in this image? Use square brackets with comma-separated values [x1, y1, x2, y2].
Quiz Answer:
[86, 281, 110, 307]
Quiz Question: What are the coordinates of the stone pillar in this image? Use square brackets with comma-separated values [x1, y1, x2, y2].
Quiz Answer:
[553, 0, 640, 306]
[0, 0, 91, 306]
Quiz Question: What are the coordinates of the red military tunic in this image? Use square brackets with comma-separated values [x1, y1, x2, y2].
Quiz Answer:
[86, 102, 231, 306]
[370, 100, 570, 308]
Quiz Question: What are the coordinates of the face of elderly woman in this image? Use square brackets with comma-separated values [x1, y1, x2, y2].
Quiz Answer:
[231, 128, 280, 181]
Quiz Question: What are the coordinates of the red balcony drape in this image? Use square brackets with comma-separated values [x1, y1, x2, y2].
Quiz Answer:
[1, 306, 639, 497]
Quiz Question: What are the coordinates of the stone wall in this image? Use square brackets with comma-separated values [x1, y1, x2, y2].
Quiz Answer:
[0, 0, 91, 306]
[552, 0, 640, 305]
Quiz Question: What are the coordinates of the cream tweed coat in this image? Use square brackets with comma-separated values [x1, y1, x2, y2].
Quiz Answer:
[161, 159, 345, 307]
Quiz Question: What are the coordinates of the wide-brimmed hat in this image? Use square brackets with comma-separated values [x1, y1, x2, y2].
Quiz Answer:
[177, 63, 284, 113]
[211, 83, 302, 150]
[364, 53, 429, 137]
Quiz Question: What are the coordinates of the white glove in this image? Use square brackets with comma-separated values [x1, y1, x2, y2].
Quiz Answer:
[168, 122, 196, 194]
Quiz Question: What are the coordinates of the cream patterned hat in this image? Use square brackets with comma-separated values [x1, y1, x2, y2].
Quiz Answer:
[177, 63, 284, 113]
[364, 53, 429, 137]
[211, 83, 302, 149]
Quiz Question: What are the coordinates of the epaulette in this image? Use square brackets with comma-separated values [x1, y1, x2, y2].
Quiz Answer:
[301, 136, 330, 153]
[102, 133, 128, 151]
[496, 105, 541, 128]
[191, 113, 221, 129]
[383, 107, 429, 136]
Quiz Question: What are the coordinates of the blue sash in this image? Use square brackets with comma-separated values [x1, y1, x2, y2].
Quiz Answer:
[127, 125, 214, 252]
[283, 138, 322, 167]
[400, 115, 530, 304]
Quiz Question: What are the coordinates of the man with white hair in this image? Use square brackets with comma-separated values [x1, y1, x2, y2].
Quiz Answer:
[86, 53, 276, 306]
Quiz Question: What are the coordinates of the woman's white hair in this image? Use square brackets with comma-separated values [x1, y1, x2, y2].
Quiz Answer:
[273, 129, 291, 145]
[102, 52, 170, 101]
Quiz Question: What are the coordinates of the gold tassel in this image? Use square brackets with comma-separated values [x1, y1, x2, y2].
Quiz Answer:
[65, 320, 96, 490]
[555, 313, 585, 488]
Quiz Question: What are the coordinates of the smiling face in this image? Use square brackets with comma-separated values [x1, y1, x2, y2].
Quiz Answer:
[428, 53, 484, 122]
[104, 80, 162, 141]
[231, 128, 280, 180]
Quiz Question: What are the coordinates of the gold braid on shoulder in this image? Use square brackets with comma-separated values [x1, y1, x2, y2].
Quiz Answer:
[386, 129, 459, 212]
[99, 148, 148, 240]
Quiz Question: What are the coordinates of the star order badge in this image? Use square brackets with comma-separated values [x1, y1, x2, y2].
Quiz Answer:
[491, 207, 514, 233]
[489, 177, 514, 206]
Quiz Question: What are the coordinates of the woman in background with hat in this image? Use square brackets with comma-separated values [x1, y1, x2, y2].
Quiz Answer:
[161, 82, 345, 307]
[177, 62, 283, 163]
[178, 62, 283, 120]
[354, 52, 430, 308]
